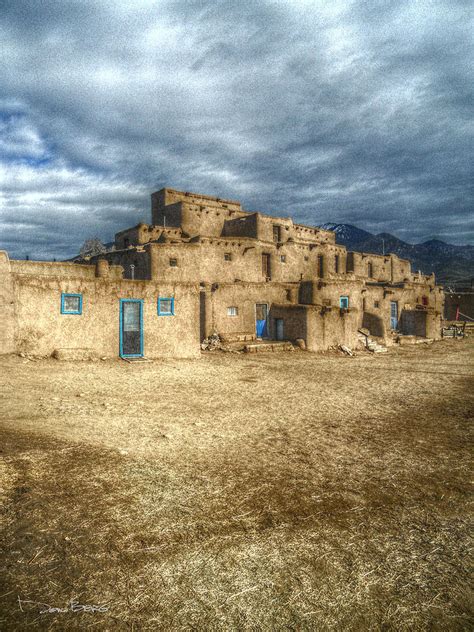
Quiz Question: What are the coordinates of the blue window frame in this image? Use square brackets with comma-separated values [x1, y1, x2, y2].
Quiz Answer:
[61, 293, 82, 315]
[158, 297, 175, 316]
[119, 299, 144, 358]
[339, 296, 349, 309]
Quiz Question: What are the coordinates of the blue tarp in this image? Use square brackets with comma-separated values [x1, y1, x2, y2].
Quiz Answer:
[256, 319, 267, 337]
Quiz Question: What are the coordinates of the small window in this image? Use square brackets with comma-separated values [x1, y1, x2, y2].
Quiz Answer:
[158, 297, 175, 316]
[362, 297, 366, 311]
[273, 225, 281, 242]
[61, 293, 82, 315]
[340, 296, 349, 309]
[422, 296, 428, 306]
[280, 255, 286, 263]
[335, 254, 340, 273]
[224, 252, 232, 261]
[374, 300, 380, 308]
[169, 258, 177, 267]
[286, 289, 292, 301]
[227, 306, 238, 316]
[368, 262, 373, 278]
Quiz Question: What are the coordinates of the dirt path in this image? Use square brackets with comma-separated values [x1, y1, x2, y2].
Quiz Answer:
[1, 339, 473, 630]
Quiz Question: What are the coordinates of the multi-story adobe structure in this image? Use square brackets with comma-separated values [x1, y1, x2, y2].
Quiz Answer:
[0, 187, 444, 359]
[91, 188, 444, 351]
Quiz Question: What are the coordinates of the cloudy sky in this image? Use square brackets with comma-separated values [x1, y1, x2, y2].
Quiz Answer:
[1, 0, 472, 259]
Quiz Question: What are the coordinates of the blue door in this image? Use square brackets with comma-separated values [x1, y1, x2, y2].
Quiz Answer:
[120, 299, 144, 357]
[390, 301, 398, 330]
[256, 303, 268, 338]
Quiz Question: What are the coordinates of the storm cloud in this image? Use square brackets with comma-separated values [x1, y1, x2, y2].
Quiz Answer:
[1, 0, 473, 259]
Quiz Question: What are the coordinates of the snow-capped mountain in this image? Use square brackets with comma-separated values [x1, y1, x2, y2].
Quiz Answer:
[319, 224, 474, 285]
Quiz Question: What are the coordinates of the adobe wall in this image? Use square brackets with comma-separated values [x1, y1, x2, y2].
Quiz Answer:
[399, 310, 428, 337]
[1, 255, 199, 358]
[221, 213, 259, 239]
[90, 249, 151, 280]
[268, 304, 308, 342]
[306, 306, 360, 351]
[10, 260, 123, 280]
[347, 252, 414, 283]
[200, 282, 295, 339]
[179, 202, 248, 238]
[299, 279, 365, 308]
[361, 283, 443, 341]
[148, 239, 350, 285]
[115, 224, 182, 248]
[152, 188, 242, 215]
[292, 223, 336, 245]
[152, 195, 247, 236]
[149, 243, 201, 283]
[269, 303, 360, 351]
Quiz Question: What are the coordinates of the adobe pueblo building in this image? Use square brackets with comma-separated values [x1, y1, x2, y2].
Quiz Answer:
[0, 187, 444, 359]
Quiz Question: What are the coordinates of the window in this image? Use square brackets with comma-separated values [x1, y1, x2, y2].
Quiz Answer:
[340, 296, 349, 309]
[318, 255, 324, 278]
[422, 296, 428, 306]
[280, 255, 286, 263]
[374, 300, 380, 308]
[169, 258, 177, 267]
[368, 262, 373, 278]
[158, 297, 175, 316]
[61, 293, 82, 315]
[362, 297, 366, 311]
[273, 225, 281, 242]
[224, 252, 232, 261]
[286, 289, 292, 301]
[335, 254, 340, 273]
[227, 306, 238, 316]
[262, 253, 271, 280]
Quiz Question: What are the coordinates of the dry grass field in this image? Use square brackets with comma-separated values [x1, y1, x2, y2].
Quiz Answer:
[0, 339, 473, 631]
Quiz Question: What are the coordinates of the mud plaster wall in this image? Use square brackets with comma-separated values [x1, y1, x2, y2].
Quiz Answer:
[273, 306, 361, 351]
[267, 305, 308, 343]
[149, 240, 351, 285]
[200, 283, 295, 339]
[10, 260, 122, 281]
[5, 263, 199, 358]
[152, 188, 242, 217]
[91, 250, 151, 280]
[400, 310, 428, 337]
[221, 214, 259, 239]
[153, 202, 247, 237]
[305, 307, 360, 351]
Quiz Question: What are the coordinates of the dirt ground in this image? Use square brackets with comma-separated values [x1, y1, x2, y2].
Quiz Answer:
[0, 339, 473, 631]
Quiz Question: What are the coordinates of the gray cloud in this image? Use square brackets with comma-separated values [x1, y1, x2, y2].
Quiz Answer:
[0, 0, 472, 259]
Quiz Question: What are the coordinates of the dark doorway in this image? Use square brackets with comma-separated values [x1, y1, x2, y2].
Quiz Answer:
[275, 318, 284, 340]
[390, 301, 398, 330]
[262, 253, 271, 280]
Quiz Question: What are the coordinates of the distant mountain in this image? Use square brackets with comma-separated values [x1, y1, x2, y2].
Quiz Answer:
[319, 223, 474, 286]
